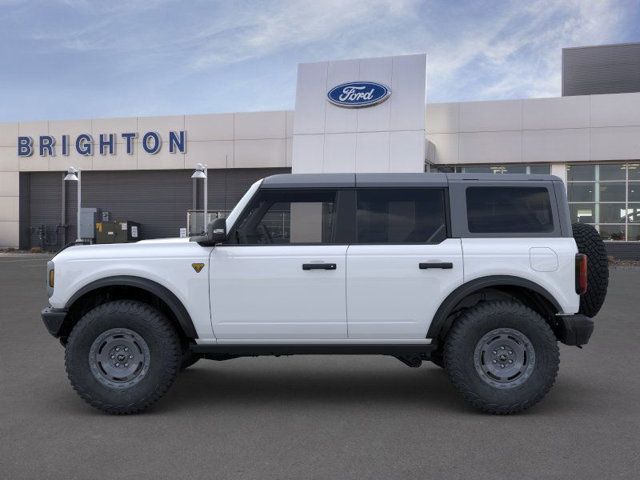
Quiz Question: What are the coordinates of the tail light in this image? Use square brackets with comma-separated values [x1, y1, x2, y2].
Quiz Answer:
[46, 260, 55, 298]
[575, 254, 588, 295]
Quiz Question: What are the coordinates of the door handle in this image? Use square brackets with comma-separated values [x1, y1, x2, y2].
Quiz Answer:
[419, 262, 453, 269]
[302, 263, 337, 271]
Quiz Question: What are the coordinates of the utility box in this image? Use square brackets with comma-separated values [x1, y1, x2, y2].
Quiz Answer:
[79, 208, 100, 240]
[114, 220, 141, 243]
[95, 221, 118, 244]
[95, 220, 141, 244]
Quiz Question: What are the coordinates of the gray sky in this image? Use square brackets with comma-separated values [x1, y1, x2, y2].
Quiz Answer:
[1, 0, 639, 121]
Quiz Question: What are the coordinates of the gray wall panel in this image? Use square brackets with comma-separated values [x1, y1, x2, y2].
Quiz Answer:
[19, 173, 31, 250]
[64, 170, 193, 242]
[22, 168, 290, 250]
[563, 43, 640, 96]
[23, 172, 65, 250]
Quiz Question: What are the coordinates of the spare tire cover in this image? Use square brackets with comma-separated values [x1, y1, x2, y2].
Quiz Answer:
[572, 223, 609, 317]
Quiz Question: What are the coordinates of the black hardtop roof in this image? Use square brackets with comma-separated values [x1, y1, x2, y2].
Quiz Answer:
[261, 172, 560, 188]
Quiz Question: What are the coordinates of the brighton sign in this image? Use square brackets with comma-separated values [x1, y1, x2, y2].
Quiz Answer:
[327, 81, 391, 108]
[17, 131, 187, 157]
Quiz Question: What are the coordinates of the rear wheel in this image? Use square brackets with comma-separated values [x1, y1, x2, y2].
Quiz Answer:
[444, 300, 559, 414]
[65, 300, 181, 414]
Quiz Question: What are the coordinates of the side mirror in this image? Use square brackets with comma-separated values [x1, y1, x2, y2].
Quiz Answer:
[208, 217, 227, 244]
[191, 217, 227, 246]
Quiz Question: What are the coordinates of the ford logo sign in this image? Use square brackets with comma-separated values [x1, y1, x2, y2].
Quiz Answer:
[327, 81, 391, 108]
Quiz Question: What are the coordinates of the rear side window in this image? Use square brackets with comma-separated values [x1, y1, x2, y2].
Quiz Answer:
[356, 189, 447, 243]
[466, 187, 554, 233]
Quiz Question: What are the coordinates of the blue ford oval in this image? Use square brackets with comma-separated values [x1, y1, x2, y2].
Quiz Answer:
[327, 81, 391, 108]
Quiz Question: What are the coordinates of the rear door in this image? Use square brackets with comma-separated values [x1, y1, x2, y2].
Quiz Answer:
[346, 188, 464, 339]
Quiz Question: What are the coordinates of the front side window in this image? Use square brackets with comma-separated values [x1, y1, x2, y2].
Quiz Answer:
[466, 187, 554, 234]
[356, 189, 447, 244]
[232, 190, 336, 244]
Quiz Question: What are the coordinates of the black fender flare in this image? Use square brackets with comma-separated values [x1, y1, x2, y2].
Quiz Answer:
[426, 275, 562, 341]
[65, 275, 198, 338]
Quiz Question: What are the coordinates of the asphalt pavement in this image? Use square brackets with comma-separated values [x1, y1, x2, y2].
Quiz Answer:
[1, 254, 639, 479]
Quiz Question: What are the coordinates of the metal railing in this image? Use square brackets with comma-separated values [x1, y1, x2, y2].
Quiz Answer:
[186, 210, 229, 236]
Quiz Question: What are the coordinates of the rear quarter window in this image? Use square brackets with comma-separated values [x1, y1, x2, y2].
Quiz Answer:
[466, 186, 554, 233]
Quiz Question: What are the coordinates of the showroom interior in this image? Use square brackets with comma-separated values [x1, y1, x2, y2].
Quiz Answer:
[1, 42, 639, 257]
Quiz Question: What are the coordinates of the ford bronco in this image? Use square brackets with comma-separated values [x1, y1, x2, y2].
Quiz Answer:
[41, 173, 609, 414]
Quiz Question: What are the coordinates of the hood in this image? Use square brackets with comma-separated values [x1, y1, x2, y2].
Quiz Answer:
[52, 237, 203, 262]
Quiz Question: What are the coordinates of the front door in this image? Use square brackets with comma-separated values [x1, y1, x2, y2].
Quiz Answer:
[210, 188, 348, 340]
[346, 188, 464, 339]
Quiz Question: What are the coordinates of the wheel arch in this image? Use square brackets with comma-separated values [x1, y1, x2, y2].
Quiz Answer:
[61, 275, 198, 341]
[427, 275, 562, 342]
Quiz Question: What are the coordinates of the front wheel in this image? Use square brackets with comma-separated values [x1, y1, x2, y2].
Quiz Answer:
[443, 301, 559, 414]
[65, 300, 181, 414]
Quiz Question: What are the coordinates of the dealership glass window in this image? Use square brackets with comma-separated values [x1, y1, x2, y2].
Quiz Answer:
[431, 164, 550, 175]
[567, 162, 640, 241]
[356, 189, 447, 243]
[466, 187, 554, 233]
[233, 190, 336, 244]
[599, 183, 626, 202]
[627, 204, 640, 223]
[567, 183, 595, 202]
[569, 203, 595, 224]
[529, 164, 552, 175]
[460, 164, 527, 174]
[567, 164, 595, 182]
[628, 184, 640, 202]
[494, 165, 527, 174]
[628, 225, 640, 241]
[599, 203, 627, 223]
[431, 165, 457, 173]
[599, 164, 626, 181]
[462, 166, 493, 174]
[627, 164, 640, 181]
[598, 225, 626, 241]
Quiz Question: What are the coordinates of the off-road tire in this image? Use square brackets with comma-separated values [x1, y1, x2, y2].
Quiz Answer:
[444, 301, 559, 414]
[65, 300, 181, 414]
[572, 222, 609, 317]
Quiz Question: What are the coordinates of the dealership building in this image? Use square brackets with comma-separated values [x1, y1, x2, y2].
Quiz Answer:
[1, 42, 640, 257]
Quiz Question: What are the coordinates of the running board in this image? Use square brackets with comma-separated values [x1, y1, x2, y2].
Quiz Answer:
[191, 343, 437, 358]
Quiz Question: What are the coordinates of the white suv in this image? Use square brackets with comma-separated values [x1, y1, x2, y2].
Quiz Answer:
[41, 173, 609, 414]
